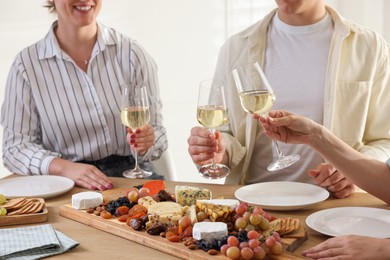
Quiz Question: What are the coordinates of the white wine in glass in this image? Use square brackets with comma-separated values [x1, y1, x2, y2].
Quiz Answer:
[120, 85, 152, 178]
[197, 80, 230, 179]
[233, 62, 300, 171]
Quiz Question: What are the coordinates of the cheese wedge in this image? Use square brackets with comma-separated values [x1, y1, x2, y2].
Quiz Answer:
[138, 196, 157, 209]
[196, 199, 239, 222]
[175, 185, 212, 206]
[146, 201, 184, 227]
[72, 191, 103, 210]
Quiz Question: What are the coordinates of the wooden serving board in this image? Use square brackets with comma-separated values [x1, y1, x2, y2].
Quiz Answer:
[59, 205, 305, 260]
[0, 208, 48, 227]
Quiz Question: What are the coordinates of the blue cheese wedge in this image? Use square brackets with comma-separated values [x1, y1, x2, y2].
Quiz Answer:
[192, 222, 228, 241]
[72, 191, 103, 209]
[175, 185, 212, 206]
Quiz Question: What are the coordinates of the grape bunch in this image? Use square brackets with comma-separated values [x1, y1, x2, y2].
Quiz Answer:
[218, 202, 283, 259]
[0, 194, 7, 216]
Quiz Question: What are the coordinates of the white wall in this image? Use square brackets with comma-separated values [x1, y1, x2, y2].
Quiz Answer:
[0, 0, 389, 181]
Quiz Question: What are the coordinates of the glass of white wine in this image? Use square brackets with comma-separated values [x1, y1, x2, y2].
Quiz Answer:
[197, 79, 230, 179]
[232, 62, 300, 171]
[120, 85, 152, 178]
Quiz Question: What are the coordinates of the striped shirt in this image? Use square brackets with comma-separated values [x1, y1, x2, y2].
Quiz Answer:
[1, 22, 168, 176]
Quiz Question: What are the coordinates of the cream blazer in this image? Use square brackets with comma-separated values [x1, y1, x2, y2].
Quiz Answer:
[213, 6, 390, 184]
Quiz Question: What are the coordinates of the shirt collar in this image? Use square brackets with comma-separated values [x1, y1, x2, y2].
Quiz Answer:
[37, 21, 118, 61]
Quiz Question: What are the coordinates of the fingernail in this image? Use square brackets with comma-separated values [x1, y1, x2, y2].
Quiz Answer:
[91, 186, 97, 190]
[136, 129, 141, 134]
[131, 134, 136, 138]
[100, 185, 107, 190]
[134, 144, 138, 147]
[107, 184, 113, 189]
[130, 139, 135, 143]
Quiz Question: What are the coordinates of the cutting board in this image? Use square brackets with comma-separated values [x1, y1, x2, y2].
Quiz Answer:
[0, 208, 48, 227]
[59, 205, 305, 260]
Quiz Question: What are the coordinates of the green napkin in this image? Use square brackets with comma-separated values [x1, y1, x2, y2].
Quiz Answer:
[0, 224, 78, 260]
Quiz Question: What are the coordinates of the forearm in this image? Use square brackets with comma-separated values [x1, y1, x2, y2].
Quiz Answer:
[311, 126, 390, 204]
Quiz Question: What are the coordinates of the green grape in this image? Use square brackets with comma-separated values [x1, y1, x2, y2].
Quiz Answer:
[249, 213, 262, 225]
[269, 241, 283, 255]
[0, 207, 7, 216]
[235, 217, 247, 230]
[0, 194, 6, 205]
[259, 217, 270, 230]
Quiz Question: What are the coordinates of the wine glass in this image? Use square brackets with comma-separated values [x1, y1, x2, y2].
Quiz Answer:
[196, 79, 230, 179]
[232, 62, 300, 171]
[120, 85, 152, 178]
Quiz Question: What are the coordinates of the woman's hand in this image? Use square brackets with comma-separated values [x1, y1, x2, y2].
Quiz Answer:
[187, 126, 228, 166]
[49, 158, 113, 190]
[255, 110, 318, 145]
[302, 235, 389, 260]
[127, 124, 155, 155]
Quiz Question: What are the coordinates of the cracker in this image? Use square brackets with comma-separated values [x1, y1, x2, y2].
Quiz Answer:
[2, 198, 26, 210]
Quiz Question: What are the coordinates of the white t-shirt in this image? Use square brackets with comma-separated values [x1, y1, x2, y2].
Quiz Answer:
[246, 12, 334, 184]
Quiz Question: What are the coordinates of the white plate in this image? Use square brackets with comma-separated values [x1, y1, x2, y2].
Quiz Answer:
[0, 176, 74, 199]
[234, 181, 329, 211]
[306, 207, 390, 238]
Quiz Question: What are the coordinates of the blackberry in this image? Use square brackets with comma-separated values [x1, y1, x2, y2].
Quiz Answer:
[237, 230, 248, 243]
[116, 196, 130, 205]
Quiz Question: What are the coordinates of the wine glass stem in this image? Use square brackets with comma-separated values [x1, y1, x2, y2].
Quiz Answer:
[272, 140, 284, 159]
[209, 128, 217, 167]
[132, 148, 140, 170]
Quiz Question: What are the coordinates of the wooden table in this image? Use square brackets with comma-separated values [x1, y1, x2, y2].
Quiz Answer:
[4, 176, 390, 259]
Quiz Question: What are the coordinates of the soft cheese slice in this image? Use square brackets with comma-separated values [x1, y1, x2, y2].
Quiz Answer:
[72, 191, 103, 210]
[192, 222, 228, 241]
[175, 185, 212, 206]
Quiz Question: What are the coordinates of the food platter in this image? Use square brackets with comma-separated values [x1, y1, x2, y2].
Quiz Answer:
[0, 176, 74, 199]
[234, 181, 329, 211]
[306, 207, 390, 238]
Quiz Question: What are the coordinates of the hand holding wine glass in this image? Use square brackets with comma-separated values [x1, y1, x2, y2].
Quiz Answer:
[232, 62, 300, 171]
[120, 85, 152, 178]
[196, 80, 230, 179]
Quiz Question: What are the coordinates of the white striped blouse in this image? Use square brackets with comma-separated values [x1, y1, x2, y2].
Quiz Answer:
[1, 22, 168, 175]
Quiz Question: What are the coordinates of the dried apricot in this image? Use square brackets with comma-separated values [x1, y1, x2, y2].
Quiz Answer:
[118, 214, 129, 222]
[128, 204, 147, 216]
[115, 205, 129, 216]
[100, 210, 112, 219]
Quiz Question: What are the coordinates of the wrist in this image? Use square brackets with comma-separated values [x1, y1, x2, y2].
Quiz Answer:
[308, 124, 326, 149]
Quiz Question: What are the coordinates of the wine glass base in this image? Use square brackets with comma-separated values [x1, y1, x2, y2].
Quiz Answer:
[267, 154, 300, 172]
[199, 164, 230, 179]
[123, 168, 152, 179]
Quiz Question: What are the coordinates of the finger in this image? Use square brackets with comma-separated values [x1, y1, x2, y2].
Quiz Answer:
[191, 153, 215, 165]
[318, 170, 345, 187]
[84, 167, 113, 190]
[188, 144, 217, 156]
[309, 166, 337, 186]
[328, 181, 355, 198]
[187, 135, 217, 147]
[190, 126, 211, 137]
